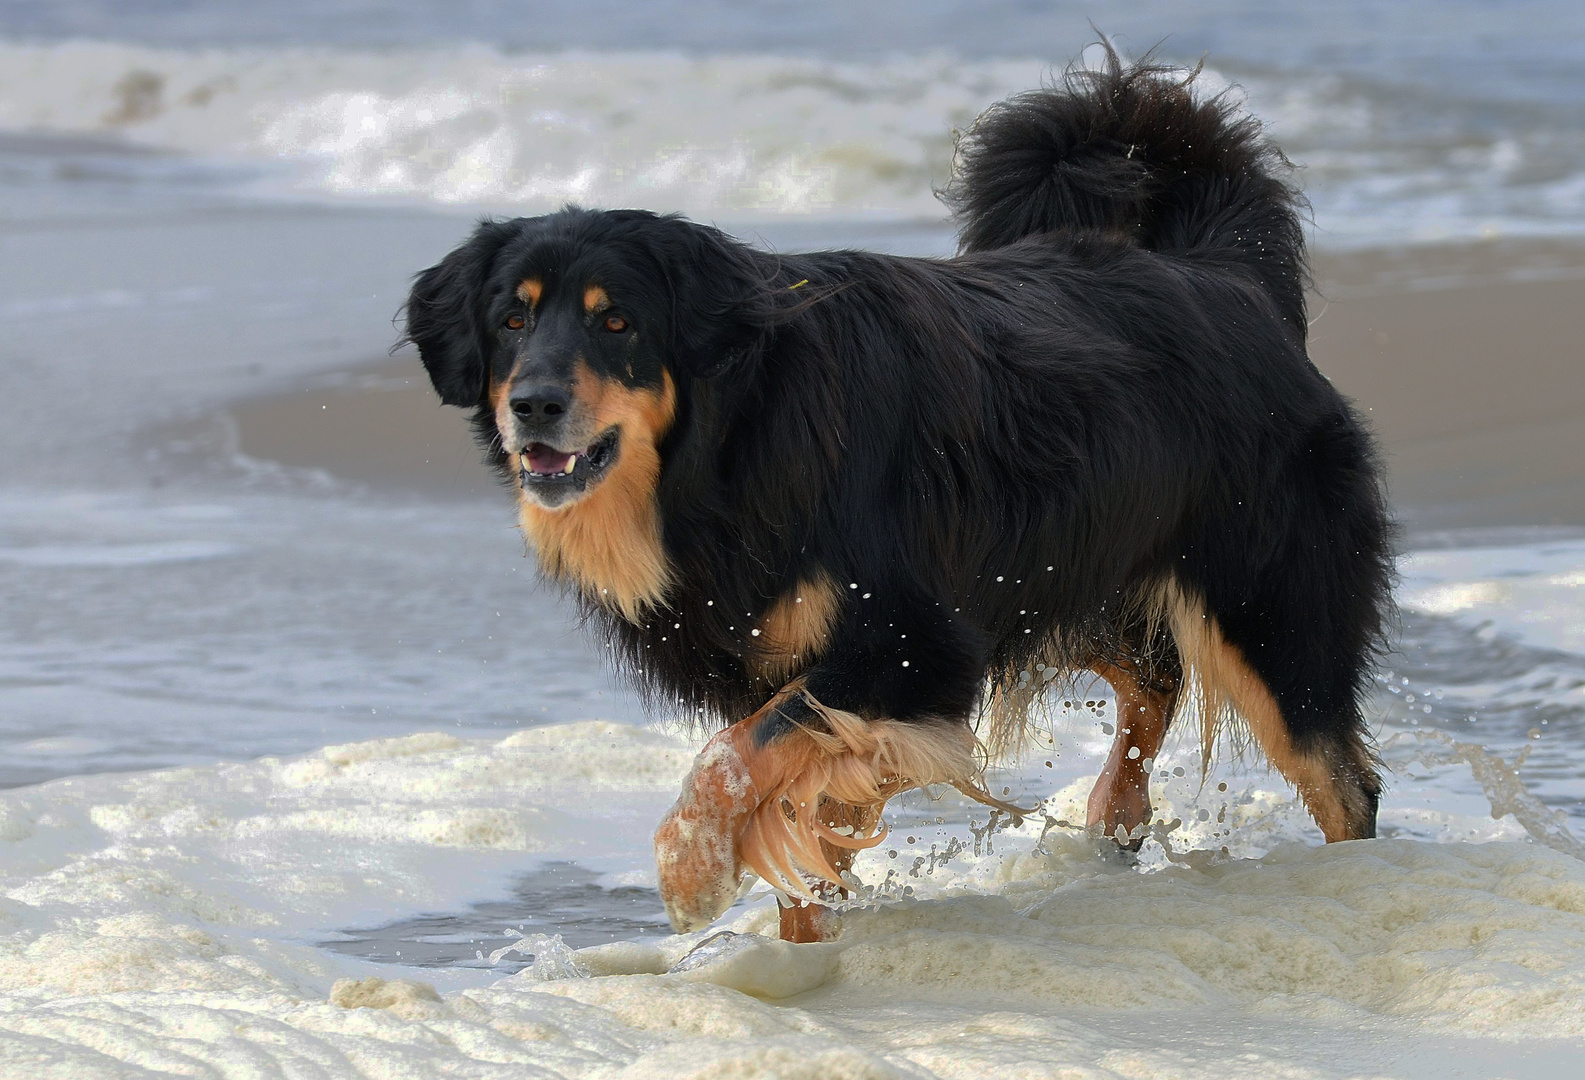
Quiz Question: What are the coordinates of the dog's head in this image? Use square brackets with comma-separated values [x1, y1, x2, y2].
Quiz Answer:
[404, 208, 770, 511]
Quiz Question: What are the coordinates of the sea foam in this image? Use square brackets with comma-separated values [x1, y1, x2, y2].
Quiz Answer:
[1, 39, 1582, 245]
[1, 716, 1583, 1076]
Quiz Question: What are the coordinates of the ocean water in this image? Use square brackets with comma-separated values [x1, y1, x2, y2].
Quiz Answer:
[0, 1, 1581, 245]
[2, 3, 1585, 1076]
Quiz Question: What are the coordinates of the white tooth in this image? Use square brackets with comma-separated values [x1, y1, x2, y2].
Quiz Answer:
[564, 454, 578, 475]
[520, 453, 531, 471]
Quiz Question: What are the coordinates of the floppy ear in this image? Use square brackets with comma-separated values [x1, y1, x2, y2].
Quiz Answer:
[403, 220, 515, 407]
[660, 220, 774, 380]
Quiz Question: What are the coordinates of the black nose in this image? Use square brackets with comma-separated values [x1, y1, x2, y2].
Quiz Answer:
[509, 384, 571, 423]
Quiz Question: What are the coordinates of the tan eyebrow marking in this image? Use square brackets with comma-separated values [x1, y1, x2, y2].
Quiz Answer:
[517, 277, 543, 306]
[583, 284, 610, 314]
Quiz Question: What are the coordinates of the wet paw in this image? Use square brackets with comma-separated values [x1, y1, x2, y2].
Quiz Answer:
[654, 728, 758, 932]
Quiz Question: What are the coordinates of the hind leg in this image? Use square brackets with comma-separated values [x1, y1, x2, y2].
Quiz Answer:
[1176, 410, 1389, 840]
[1170, 595, 1380, 841]
[1224, 650, 1381, 841]
[1249, 711, 1379, 842]
[1225, 648, 1379, 841]
[1085, 660, 1180, 848]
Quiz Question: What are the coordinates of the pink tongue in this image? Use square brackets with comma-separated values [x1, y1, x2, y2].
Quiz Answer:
[525, 444, 573, 474]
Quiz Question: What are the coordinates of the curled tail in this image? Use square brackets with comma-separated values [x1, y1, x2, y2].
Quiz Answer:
[945, 45, 1308, 327]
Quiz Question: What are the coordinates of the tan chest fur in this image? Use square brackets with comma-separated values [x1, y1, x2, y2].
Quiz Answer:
[752, 573, 842, 681]
[520, 369, 676, 623]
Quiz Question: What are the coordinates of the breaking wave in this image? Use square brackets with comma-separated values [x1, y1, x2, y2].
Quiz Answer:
[1, 39, 1584, 244]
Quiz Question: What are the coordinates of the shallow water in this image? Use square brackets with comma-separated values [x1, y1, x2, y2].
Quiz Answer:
[0, 488, 646, 786]
[321, 862, 670, 972]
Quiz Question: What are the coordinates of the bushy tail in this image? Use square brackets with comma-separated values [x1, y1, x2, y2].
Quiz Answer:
[944, 45, 1308, 327]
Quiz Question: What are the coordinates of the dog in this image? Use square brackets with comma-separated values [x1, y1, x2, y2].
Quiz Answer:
[403, 49, 1393, 942]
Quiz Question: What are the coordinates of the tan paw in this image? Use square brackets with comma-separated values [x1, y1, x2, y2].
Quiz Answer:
[654, 728, 758, 932]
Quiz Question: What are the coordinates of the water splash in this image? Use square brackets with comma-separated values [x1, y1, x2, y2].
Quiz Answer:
[666, 930, 763, 973]
[487, 931, 592, 979]
[1385, 730, 1585, 860]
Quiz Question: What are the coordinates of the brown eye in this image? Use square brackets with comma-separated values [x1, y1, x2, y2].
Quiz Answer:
[603, 314, 628, 333]
[505, 313, 526, 330]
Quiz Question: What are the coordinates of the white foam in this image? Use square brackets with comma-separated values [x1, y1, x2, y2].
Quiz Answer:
[2, 39, 1580, 244]
[0, 719, 1582, 1075]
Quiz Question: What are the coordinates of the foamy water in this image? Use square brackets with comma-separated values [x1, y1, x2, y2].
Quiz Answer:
[1, 466, 1584, 1075]
[1, 30, 1584, 246]
[1, 700, 1583, 1075]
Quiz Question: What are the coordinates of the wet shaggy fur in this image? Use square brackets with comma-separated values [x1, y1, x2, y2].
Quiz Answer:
[404, 51, 1394, 840]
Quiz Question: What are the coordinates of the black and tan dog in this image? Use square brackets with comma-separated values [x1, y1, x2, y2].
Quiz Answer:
[404, 50, 1393, 941]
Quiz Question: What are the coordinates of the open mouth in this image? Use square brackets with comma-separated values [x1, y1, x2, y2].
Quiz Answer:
[518, 427, 620, 497]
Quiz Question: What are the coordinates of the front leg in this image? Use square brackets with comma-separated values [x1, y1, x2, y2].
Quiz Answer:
[653, 684, 847, 932]
[654, 682, 934, 934]
[655, 590, 1013, 937]
[778, 797, 879, 943]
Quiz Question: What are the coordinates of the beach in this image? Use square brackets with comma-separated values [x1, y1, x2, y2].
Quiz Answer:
[2, 5, 1585, 1076]
[225, 236, 1585, 534]
[1310, 242, 1585, 532]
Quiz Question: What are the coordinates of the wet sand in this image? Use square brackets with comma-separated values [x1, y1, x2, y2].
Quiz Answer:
[230, 237, 1585, 533]
[230, 365, 503, 499]
[1308, 240, 1585, 533]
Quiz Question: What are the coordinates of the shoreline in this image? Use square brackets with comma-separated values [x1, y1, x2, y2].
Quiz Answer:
[1309, 239, 1585, 532]
[224, 234, 1585, 535]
